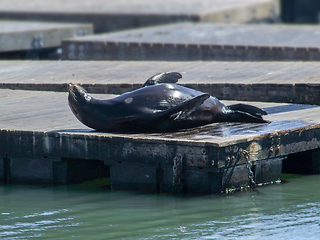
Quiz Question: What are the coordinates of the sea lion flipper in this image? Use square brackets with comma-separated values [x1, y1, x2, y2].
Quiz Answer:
[157, 93, 210, 120]
[142, 72, 182, 87]
[228, 103, 267, 116]
[229, 111, 270, 123]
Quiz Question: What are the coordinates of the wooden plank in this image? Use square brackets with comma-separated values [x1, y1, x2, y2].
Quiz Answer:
[0, 20, 93, 52]
[0, 0, 280, 33]
[1, 61, 320, 85]
[0, 61, 319, 104]
[61, 22, 320, 61]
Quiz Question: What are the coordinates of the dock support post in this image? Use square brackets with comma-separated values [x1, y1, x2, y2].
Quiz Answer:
[1, 155, 11, 184]
[110, 162, 160, 192]
[9, 157, 54, 184]
[254, 157, 283, 184]
[312, 149, 320, 174]
[222, 157, 283, 191]
[110, 162, 223, 194]
[0, 156, 109, 185]
[3, 155, 11, 184]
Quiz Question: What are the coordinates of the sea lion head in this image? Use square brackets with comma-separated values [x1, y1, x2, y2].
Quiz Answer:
[68, 83, 92, 119]
[68, 83, 92, 102]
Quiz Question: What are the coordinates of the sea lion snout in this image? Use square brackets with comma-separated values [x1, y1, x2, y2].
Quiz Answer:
[68, 83, 91, 103]
[68, 82, 76, 98]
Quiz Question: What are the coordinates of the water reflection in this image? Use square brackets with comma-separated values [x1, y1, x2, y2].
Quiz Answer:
[154, 120, 311, 139]
[1, 175, 320, 239]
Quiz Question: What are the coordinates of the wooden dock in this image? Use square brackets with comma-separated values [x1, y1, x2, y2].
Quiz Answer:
[0, 20, 93, 59]
[0, 0, 280, 33]
[0, 61, 320, 193]
[1, 88, 320, 192]
[62, 23, 320, 61]
[0, 61, 319, 105]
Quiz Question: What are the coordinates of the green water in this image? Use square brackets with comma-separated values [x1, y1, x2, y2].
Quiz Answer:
[1, 175, 320, 240]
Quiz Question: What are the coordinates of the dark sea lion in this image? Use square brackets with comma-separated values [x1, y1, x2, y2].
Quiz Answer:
[68, 72, 268, 132]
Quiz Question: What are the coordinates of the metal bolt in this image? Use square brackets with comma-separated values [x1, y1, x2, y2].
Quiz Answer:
[269, 147, 274, 153]
[202, 155, 208, 162]
[226, 156, 230, 164]
[68, 52, 75, 59]
[233, 146, 239, 153]
[69, 44, 75, 51]
[79, 52, 85, 59]
[201, 148, 207, 155]
[79, 45, 85, 52]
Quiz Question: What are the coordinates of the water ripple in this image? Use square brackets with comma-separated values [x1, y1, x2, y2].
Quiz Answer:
[187, 202, 320, 240]
[1, 175, 320, 239]
[0, 209, 79, 239]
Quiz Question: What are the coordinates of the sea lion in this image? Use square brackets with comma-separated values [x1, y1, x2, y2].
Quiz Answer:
[68, 72, 268, 132]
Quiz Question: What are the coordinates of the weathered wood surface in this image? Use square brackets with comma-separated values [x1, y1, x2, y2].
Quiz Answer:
[0, 0, 280, 33]
[0, 61, 319, 104]
[62, 23, 320, 61]
[0, 21, 93, 52]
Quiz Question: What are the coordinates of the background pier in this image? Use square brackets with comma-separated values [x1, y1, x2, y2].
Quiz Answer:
[0, 0, 280, 33]
[61, 23, 320, 61]
[0, 21, 92, 60]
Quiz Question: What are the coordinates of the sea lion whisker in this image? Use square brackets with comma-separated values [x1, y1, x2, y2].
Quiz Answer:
[70, 88, 77, 101]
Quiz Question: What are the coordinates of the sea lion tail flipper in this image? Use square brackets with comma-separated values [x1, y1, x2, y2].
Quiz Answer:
[230, 111, 269, 123]
[142, 72, 182, 87]
[228, 103, 267, 116]
[158, 93, 210, 120]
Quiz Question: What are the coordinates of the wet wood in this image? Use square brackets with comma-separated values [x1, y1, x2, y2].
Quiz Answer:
[0, 0, 279, 33]
[0, 20, 93, 52]
[0, 61, 319, 104]
[61, 23, 320, 61]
